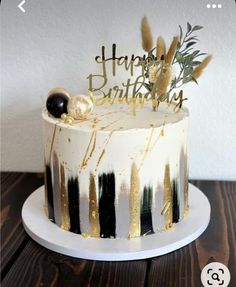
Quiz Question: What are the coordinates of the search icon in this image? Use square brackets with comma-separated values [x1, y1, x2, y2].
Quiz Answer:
[201, 262, 231, 287]
[211, 272, 220, 281]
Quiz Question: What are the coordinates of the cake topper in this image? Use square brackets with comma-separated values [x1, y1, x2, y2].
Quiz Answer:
[88, 17, 212, 112]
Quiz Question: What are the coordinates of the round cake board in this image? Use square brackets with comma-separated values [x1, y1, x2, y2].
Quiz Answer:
[22, 183, 210, 261]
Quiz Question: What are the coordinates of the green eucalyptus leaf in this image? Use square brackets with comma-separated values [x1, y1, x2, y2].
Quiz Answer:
[195, 52, 207, 57]
[175, 51, 184, 63]
[187, 22, 192, 33]
[183, 76, 191, 84]
[186, 41, 197, 49]
[192, 25, 203, 32]
[179, 25, 183, 42]
[191, 61, 202, 66]
[192, 50, 200, 56]
[183, 67, 193, 77]
[185, 36, 199, 42]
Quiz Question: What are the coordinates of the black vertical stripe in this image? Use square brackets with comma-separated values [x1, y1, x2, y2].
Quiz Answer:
[98, 172, 116, 238]
[67, 177, 81, 234]
[141, 186, 154, 235]
[172, 179, 180, 223]
[45, 165, 55, 222]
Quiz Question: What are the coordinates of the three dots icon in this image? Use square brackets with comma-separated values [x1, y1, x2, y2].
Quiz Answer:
[206, 4, 222, 8]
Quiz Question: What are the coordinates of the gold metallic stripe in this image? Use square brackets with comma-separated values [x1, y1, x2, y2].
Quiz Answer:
[161, 201, 171, 215]
[163, 163, 173, 229]
[89, 173, 100, 237]
[60, 164, 70, 230]
[129, 163, 140, 238]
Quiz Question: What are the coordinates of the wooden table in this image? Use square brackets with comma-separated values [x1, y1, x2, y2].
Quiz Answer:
[1, 173, 235, 287]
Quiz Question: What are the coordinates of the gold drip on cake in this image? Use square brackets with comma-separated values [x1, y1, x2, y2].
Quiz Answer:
[60, 164, 70, 230]
[149, 123, 165, 152]
[95, 131, 114, 170]
[49, 123, 58, 161]
[129, 163, 140, 238]
[80, 131, 97, 171]
[89, 173, 100, 237]
[138, 127, 155, 171]
[163, 163, 173, 229]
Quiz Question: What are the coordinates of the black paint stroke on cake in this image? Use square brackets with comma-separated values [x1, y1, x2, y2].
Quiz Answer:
[45, 165, 55, 222]
[98, 172, 116, 238]
[172, 179, 180, 223]
[67, 177, 81, 234]
[140, 186, 154, 235]
[52, 152, 61, 226]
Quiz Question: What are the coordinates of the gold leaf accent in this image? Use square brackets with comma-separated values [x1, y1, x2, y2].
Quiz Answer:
[141, 16, 153, 52]
[60, 164, 70, 230]
[89, 173, 100, 237]
[129, 163, 140, 238]
[82, 233, 91, 238]
[163, 163, 173, 229]
[161, 201, 171, 215]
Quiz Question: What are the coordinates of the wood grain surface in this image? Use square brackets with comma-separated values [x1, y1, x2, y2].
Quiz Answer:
[1, 173, 235, 287]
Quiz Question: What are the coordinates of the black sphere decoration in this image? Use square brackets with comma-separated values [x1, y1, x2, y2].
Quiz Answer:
[46, 93, 69, 118]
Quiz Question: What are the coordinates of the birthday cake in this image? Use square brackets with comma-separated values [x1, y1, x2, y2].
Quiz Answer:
[43, 18, 211, 239]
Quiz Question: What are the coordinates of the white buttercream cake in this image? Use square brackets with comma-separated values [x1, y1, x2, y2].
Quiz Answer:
[42, 102, 189, 239]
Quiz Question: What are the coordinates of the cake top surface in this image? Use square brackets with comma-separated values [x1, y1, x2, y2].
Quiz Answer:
[42, 102, 188, 132]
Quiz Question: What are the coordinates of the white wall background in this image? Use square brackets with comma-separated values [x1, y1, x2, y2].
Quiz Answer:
[1, 0, 236, 180]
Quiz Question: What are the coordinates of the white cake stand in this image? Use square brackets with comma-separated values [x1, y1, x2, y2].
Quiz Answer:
[22, 183, 210, 261]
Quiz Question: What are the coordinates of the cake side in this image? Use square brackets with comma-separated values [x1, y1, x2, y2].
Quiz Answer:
[43, 103, 189, 239]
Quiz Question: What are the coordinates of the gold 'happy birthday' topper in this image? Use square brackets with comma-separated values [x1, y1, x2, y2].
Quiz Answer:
[87, 17, 212, 114]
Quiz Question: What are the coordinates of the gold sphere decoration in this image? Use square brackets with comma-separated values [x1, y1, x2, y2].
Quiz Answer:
[67, 95, 94, 120]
